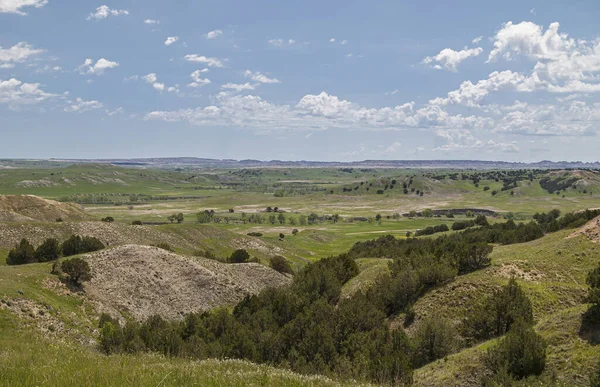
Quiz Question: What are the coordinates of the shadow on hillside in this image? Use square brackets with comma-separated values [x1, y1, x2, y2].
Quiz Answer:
[579, 307, 600, 344]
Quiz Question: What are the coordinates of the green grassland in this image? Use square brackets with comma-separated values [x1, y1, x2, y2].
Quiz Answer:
[2, 163, 600, 385]
[412, 231, 600, 386]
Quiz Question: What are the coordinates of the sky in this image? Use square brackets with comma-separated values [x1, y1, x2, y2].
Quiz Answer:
[1, 0, 600, 162]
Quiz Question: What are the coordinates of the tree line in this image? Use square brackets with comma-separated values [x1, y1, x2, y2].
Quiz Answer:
[6, 235, 105, 265]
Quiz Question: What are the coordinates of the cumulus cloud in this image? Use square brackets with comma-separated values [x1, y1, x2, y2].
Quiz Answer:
[434, 128, 519, 152]
[0, 77, 57, 107]
[64, 97, 103, 113]
[206, 29, 223, 39]
[87, 5, 129, 20]
[423, 46, 483, 71]
[488, 22, 600, 83]
[472, 36, 483, 44]
[430, 70, 536, 106]
[77, 58, 119, 75]
[0, 0, 47, 15]
[164, 36, 179, 46]
[184, 55, 224, 68]
[187, 70, 211, 88]
[383, 142, 402, 154]
[493, 100, 599, 136]
[268, 39, 295, 47]
[144, 19, 159, 24]
[0, 42, 44, 67]
[244, 70, 280, 84]
[221, 82, 256, 92]
[141, 73, 178, 93]
[146, 91, 489, 133]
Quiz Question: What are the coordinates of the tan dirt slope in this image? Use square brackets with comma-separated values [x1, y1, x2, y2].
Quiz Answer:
[0, 195, 88, 222]
[570, 215, 600, 243]
[83, 245, 292, 321]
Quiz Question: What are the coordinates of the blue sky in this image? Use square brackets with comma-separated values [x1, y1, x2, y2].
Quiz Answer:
[1, 0, 600, 161]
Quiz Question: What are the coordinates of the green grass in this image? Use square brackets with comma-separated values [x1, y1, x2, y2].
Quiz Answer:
[0, 311, 363, 387]
[411, 231, 600, 386]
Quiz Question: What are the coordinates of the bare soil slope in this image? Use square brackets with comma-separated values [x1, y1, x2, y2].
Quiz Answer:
[0, 195, 87, 222]
[570, 215, 600, 243]
[83, 245, 292, 320]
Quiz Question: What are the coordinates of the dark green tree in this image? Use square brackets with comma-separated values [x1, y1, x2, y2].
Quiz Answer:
[34, 238, 61, 262]
[229, 249, 250, 263]
[6, 238, 35, 265]
[60, 257, 92, 286]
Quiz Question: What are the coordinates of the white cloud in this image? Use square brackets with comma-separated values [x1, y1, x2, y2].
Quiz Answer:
[434, 128, 519, 152]
[383, 142, 402, 154]
[341, 40, 348, 45]
[64, 97, 103, 113]
[87, 5, 129, 20]
[184, 55, 224, 68]
[487, 21, 600, 92]
[0, 77, 57, 107]
[385, 89, 399, 96]
[0, 42, 44, 67]
[530, 8, 536, 15]
[144, 19, 159, 24]
[106, 107, 124, 116]
[164, 36, 179, 46]
[141, 73, 178, 93]
[268, 39, 295, 47]
[221, 82, 256, 92]
[146, 91, 489, 133]
[187, 70, 211, 88]
[35, 65, 62, 73]
[493, 100, 599, 136]
[77, 58, 119, 75]
[0, 0, 47, 15]
[329, 38, 336, 43]
[423, 46, 483, 71]
[430, 70, 535, 106]
[244, 70, 280, 84]
[472, 36, 483, 44]
[206, 29, 223, 39]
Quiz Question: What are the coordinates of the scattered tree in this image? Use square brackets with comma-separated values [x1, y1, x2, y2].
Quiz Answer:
[269, 255, 294, 275]
[34, 238, 61, 262]
[6, 239, 35, 265]
[229, 249, 250, 263]
[60, 257, 92, 286]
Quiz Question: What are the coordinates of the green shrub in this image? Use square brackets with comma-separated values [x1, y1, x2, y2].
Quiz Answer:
[229, 249, 250, 263]
[6, 239, 35, 265]
[99, 321, 124, 354]
[154, 243, 174, 252]
[61, 235, 105, 256]
[131, 220, 143, 225]
[247, 232, 263, 237]
[461, 278, 533, 342]
[484, 319, 547, 380]
[101, 217, 115, 223]
[34, 238, 61, 262]
[269, 255, 294, 275]
[60, 257, 92, 286]
[412, 317, 458, 367]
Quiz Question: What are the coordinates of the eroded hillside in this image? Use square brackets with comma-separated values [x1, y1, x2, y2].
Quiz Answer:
[84, 245, 292, 321]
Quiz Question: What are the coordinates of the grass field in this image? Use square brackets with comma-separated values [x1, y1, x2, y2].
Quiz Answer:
[2, 163, 600, 385]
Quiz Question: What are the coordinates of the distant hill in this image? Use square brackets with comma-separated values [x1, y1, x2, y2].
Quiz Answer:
[5, 157, 598, 170]
[0, 195, 88, 222]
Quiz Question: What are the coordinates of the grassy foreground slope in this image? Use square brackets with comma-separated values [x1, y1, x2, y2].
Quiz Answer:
[0, 311, 361, 387]
[412, 230, 600, 386]
[0, 262, 362, 387]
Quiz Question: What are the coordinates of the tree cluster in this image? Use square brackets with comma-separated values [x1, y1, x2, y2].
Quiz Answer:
[6, 235, 104, 265]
